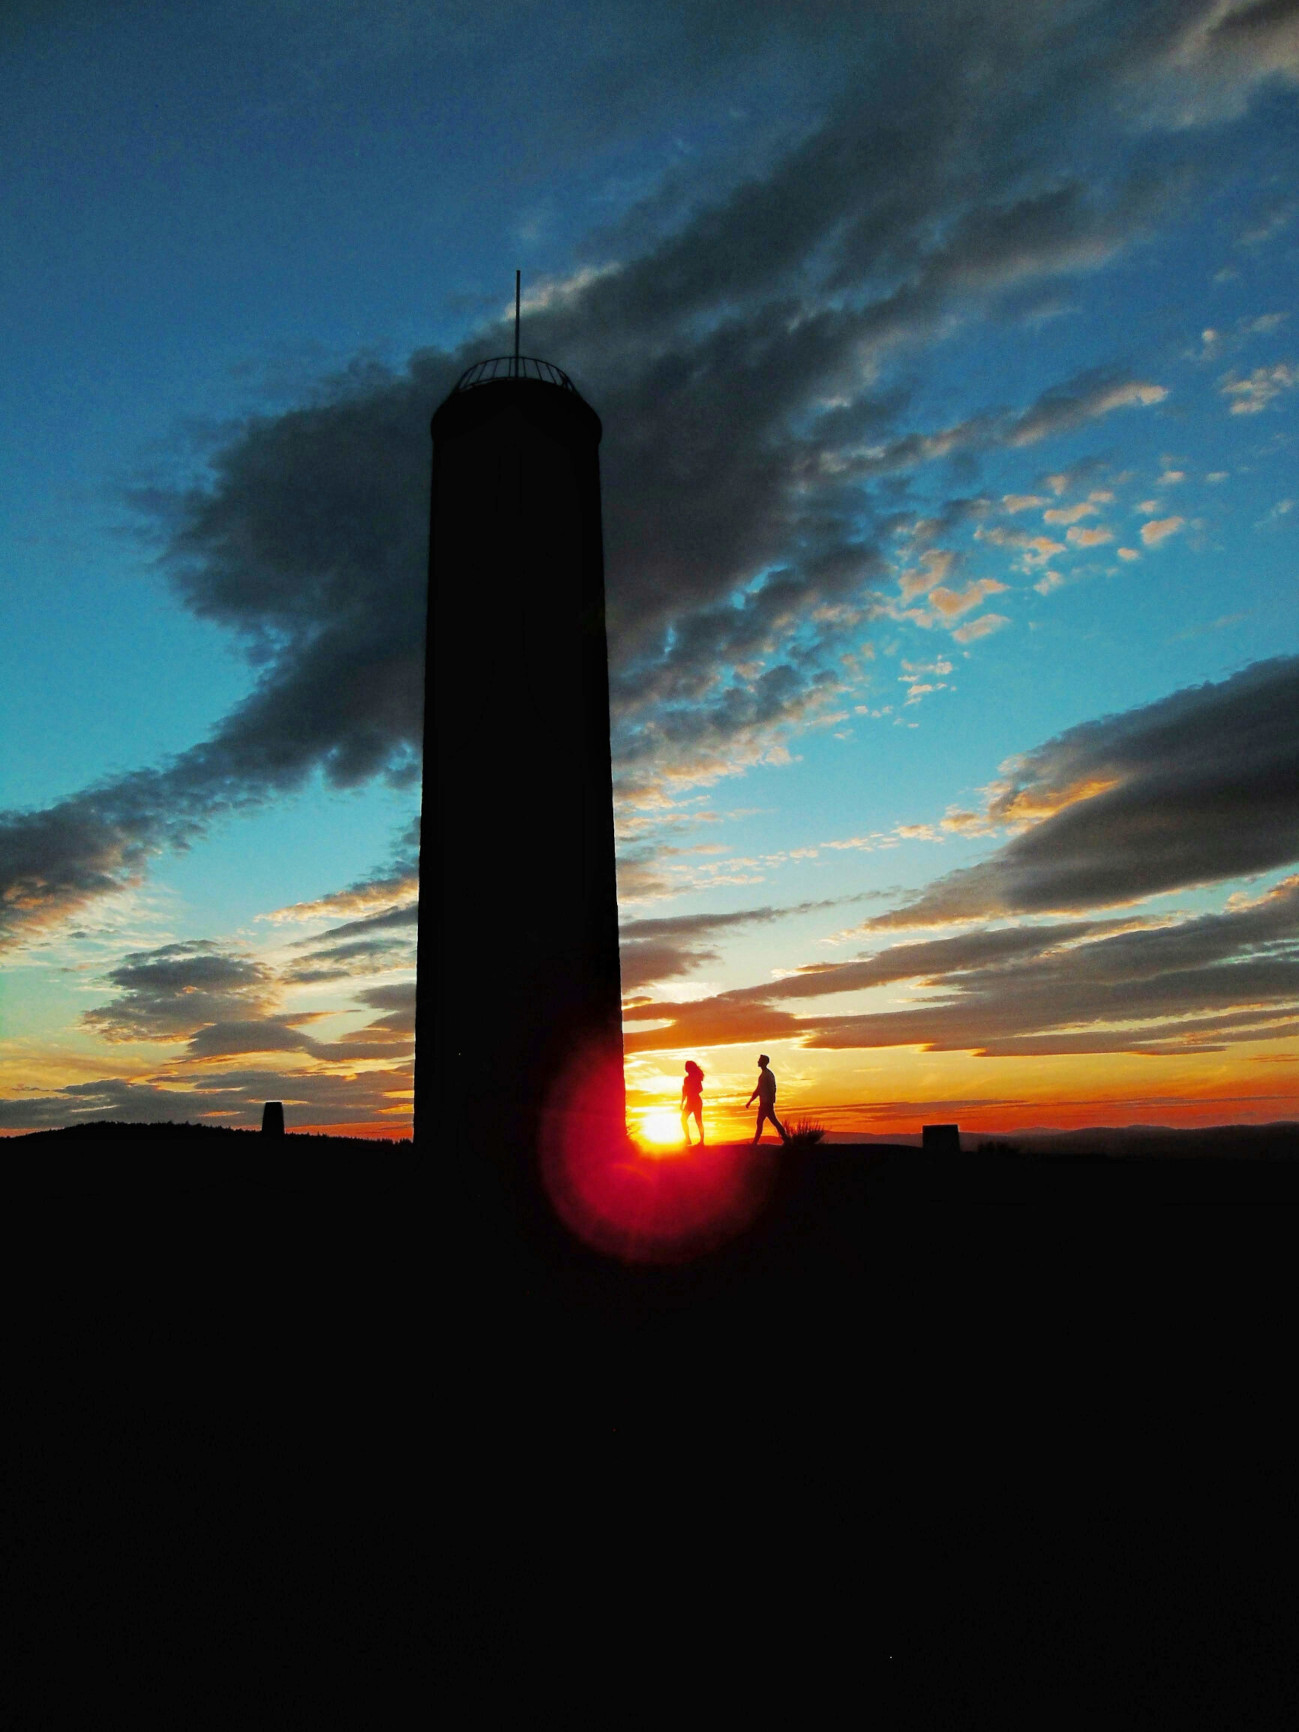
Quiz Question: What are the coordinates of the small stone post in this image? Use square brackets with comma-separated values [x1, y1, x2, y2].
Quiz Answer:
[922, 1123, 961, 1153]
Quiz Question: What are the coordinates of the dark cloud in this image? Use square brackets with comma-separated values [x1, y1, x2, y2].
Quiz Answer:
[1150, 0, 1299, 118]
[0, 364, 437, 950]
[624, 873, 1299, 1057]
[2, 2, 1293, 948]
[808, 876, 1299, 1055]
[352, 980, 417, 1036]
[184, 1017, 410, 1062]
[281, 939, 416, 986]
[72, 936, 412, 1077]
[868, 657, 1299, 926]
[184, 1018, 319, 1059]
[82, 941, 277, 1042]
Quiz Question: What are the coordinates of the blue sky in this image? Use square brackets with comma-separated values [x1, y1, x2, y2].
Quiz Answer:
[1, 0, 1296, 1137]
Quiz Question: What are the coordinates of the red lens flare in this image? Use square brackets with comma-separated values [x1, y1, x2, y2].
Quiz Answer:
[538, 1057, 776, 1265]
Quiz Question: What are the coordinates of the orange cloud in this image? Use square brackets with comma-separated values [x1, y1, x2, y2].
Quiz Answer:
[1140, 515, 1185, 546]
[991, 774, 1120, 828]
[953, 612, 1010, 644]
[929, 578, 1008, 618]
[1066, 525, 1114, 547]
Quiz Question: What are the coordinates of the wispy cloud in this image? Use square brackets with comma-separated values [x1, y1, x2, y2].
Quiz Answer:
[623, 874, 1299, 1061]
[1220, 360, 1299, 413]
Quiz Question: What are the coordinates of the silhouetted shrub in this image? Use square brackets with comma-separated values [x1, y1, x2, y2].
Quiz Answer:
[786, 1117, 826, 1147]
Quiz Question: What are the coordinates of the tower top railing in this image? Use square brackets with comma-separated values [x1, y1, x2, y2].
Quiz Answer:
[452, 355, 579, 394]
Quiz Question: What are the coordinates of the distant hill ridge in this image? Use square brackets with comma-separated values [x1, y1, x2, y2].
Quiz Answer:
[5, 1118, 1295, 1212]
[6, 1117, 1296, 1159]
[12, 1119, 411, 1151]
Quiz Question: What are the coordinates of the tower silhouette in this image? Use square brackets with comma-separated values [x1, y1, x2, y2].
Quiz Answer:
[415, 283, 624, 1242]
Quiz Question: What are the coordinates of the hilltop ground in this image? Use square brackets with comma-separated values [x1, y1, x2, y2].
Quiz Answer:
[8, 1119, 1295, 1300]
[11, 1114, 1295, 1197]
[14, 1111, 1294, 1707]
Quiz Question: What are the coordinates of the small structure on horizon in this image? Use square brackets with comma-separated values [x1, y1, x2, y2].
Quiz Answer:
[262, 1101, 285, 1136]
[922, 1123, 961, 1153]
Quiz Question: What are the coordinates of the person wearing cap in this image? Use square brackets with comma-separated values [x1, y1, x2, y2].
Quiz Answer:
[745, 1054, 788, 1145]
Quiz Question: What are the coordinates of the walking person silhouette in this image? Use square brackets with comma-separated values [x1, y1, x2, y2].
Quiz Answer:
[680, 1061, 705, 1145]
[746, 1054, 788, 1145]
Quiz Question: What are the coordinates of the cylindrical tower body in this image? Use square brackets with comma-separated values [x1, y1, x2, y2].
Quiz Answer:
[415, 360, 624, 1241]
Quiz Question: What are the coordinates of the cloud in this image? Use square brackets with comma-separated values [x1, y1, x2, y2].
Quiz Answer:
[619, 893, 888, 989]
[0, 0, 1288, 950]
[81, 942, 277, 1042]
[352, 980, 417, 1036]
[864, 657, 1299, 926]
[807, 876, 1299, 1056]
[74, 929, 413, 1073]
[1041, 458, 1112, 497]
[623, 875, 1299, 1060]
[267, 819, 419, 922]
[977, 525, 1066, 569]
[619, 904, 788, 991]
[292, 903, 420, 943]
[280, 901, 420, 984]
[1220, 360, 1299, 413]
[845, 370, 1170, 490]
[1001, 376, 1167, 446]
[898, 547, 957, 600]
[0, 365, 437, 954]
[928, 579, 1009, 619]
[184, 1018, 323, 1059]
[1138, 0, 1299, 123]
[0, 1066, 412, 1132]
[184, 1016, 410, 1062]
[952, 613, 1011, 643]
[1140, 515, 1185, 544]
[1237, 199, 1296, 247]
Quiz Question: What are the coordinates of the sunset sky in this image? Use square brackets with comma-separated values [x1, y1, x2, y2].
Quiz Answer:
[1, 0, 1296, 1140]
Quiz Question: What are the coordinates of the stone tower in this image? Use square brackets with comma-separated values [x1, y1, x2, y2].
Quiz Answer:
[415, 344, 624, 1245]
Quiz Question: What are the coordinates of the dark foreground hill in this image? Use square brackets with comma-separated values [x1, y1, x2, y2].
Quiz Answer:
[13, 1115, 1296, 1721]
[9, 1117, 1294, 1353]
[8, 1118, 1295, 1313]
[12, 1114, 1295, 1195]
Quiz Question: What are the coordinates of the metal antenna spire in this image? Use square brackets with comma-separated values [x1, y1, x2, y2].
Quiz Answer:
[513, 269, 521, 375]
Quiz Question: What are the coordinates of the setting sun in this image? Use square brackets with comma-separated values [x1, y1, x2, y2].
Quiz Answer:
[637, 1110, 685, 1149]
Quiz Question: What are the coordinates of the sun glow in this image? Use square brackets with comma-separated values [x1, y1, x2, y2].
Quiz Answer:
[638, 1109, 685, 1149]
